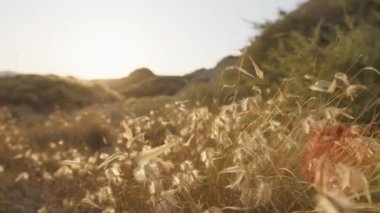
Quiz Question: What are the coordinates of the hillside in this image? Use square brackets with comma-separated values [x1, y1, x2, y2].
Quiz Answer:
[185, 55, 239, 81]
[0, 71, 17, 77]
[183, 0, 380, 108]
[0, 58, 239, 119]
[98, 68, 156, 92]
[0, 74, 120, 115]
[99, 68, 189, 98]
[244, 0, 380, 80]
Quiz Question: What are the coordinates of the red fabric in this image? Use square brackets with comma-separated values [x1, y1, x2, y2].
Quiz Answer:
[301, 125, 359, 181]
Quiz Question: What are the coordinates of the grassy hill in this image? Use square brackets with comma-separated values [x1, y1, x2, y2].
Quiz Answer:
[98, 68, 156, 92]
[98, 68, 188, 98]
[244, 0, 380, 81]
[0, 74, 120, 116]
[121, 76, 187, 97]
[185, 55, 239, 81]
[183, 0, 380, 109]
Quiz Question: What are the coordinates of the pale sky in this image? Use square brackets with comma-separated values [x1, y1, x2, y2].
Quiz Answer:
[0, 0, 305, 79]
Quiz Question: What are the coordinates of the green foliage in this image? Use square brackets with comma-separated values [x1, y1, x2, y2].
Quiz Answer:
[247, 0, 346, 62]
[178, 0, 379, 110]
[245, 0, 380, 82]
[210, 0, 380, 111]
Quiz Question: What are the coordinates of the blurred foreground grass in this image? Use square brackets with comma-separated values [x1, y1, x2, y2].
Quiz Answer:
[0, 65, 379, 212]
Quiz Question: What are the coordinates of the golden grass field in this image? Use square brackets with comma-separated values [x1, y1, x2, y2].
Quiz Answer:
[0, 67, 379, 212]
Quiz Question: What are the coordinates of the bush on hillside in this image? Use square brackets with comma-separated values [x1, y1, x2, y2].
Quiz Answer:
[0, 75, 119, 116]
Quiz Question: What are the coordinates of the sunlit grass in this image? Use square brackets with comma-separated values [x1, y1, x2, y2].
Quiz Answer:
[0, 64, 379, 212]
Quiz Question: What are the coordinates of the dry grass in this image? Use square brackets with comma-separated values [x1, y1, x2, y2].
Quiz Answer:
[0, 67, 379, 213]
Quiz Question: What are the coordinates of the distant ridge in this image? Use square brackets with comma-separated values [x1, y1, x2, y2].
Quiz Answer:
[0, 70, 17, 77]
[186, 55, 239, 81]
[99, 67, 187, 98]
[0, 74, 120, 114]
[95, 56, 240, 98]
[0, 54, 241, 110]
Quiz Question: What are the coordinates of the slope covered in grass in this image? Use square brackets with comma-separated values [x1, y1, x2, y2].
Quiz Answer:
[0, 74, 120, 115]
[185, 0, 380, 114]
[99, 68, 189, 98]
[1, 69, 379, 212]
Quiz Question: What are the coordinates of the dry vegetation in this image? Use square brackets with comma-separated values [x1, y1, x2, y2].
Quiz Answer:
[1, 0, 380, 212]
[0, 74, 120, 120]
[0, 66, 379, 212]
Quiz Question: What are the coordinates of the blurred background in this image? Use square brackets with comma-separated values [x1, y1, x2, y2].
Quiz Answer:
[0, 0, 304, 79]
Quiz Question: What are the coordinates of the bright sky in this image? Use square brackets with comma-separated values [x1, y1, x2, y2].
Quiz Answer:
[0, 0, 305, 79]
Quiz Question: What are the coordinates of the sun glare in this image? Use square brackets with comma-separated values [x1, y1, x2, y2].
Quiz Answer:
[63, 30, 130, 79]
